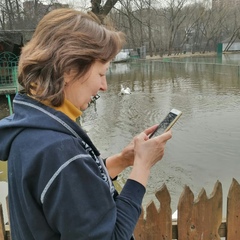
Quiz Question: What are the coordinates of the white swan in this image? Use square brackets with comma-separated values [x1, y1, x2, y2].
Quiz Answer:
[120, 84, 131, 95]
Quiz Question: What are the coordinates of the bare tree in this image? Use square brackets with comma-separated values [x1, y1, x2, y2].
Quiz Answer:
[0, 0, 21, 29]
[91, 0, 119, 20]
[1, 0, 239, 56]
[179, 2, 208, 54]
[161, 0, 189, 55]
[146, 0, 153, 56]
[0, 0, 72, 30]
[222, 6, 240, 51]
[117, 0, 138, 49]
[199, 5, 229, 53]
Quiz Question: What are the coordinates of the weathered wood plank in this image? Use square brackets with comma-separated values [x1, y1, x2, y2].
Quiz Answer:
[172, 221, 177, 239]
[177, 181, 222, 240]
[155, 183, 172, 239]
[172, 220, 226, 239]
[134, 184, 172, 239]
[5, 197, 9, 229]
[4, 225, 10, 240]
[5, 197, 8, 220]
[0, 203, 6, 240]
[5, 197, 10, 240]
[227, 178, 240, 240]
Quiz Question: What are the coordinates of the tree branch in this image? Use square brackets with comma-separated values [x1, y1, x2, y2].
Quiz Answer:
[102, 0, 119, 17]
[91, 0, 102, 15]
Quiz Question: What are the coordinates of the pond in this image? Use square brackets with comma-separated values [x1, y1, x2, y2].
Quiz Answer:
[82, 55, 240, 214]
[1, 54, 240, 216]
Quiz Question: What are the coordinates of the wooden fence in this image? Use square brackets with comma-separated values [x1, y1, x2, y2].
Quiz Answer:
[134, 178, 240, 240]
[1, 178, 240, 240]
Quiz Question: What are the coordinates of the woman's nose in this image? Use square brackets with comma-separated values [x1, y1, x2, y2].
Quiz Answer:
[100, 77, 108, 91]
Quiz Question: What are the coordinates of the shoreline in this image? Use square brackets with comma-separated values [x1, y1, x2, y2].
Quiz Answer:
[144, 50, 240, 61]
[145, 51, 217, 60]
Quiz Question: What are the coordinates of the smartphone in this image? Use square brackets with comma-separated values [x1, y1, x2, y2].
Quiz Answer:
[149, 108, 182, 138]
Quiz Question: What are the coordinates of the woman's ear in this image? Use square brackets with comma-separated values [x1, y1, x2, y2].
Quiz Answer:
[63, 69, 75, 85]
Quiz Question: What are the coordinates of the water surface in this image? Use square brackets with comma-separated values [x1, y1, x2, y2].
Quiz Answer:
[83, 59, 240, 214]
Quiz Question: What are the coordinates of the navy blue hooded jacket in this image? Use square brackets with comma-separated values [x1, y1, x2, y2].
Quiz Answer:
[0, 93, 145, 240]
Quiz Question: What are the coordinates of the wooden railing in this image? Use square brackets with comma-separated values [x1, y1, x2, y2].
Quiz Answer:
[0, 51, 19, 115]
[1, 178, 240, 240]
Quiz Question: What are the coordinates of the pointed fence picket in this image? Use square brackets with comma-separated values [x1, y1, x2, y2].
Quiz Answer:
[0, 179, 240, 240]
[134, 178, 240, 240]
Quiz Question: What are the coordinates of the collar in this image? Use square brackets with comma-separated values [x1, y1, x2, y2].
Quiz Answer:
[35, 96, 82, 121]
[53, 98, 82, 121]
[29, 86, 82, 121]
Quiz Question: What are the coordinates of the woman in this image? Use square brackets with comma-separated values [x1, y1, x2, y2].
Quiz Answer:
[0, 8, 172, 240]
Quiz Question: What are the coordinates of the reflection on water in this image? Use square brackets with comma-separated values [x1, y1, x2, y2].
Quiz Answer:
[83, 59, 240, 214]
[1, 57, 240, 215]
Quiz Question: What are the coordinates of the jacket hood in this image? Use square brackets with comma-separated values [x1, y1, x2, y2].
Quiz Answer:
[0, 93, 99, 161]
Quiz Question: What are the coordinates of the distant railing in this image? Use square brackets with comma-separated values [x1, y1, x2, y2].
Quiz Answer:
[1, 179, 240, 240]
[0, 52, 19, 115]
[159, 58, 240, 78]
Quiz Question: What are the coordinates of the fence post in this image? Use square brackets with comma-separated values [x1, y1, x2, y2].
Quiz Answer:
[227, 178, 240, 240]
[0, 203, 6, 240]
[134, 184, 172, 240]
[177, 181, 222, 240]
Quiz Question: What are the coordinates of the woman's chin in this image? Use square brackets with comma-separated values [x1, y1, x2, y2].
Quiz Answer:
[81, 103, 89, 111]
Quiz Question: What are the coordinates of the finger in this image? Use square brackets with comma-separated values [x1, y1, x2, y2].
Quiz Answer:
[158, 130, 172, 141]
[143, 124, 159, 136]
[137, 131, 148, 141]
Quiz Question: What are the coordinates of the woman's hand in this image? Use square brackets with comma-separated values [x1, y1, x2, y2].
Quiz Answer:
[103, 139, 134, 179]
[118, 125, 160, 168]
[129, 127, 172, 187]
[104, 125, 171, 180]
[134, 129, 172, 169]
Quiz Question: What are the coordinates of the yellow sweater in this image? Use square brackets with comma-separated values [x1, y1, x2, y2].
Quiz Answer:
[38, 96, 82, 122]
[30, 85, 82, 122]
[53, 99, 82, 122]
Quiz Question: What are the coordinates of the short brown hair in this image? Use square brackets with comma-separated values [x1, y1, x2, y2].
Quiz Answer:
[18, 8, 125, 106]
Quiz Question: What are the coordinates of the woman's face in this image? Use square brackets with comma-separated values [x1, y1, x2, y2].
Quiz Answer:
[64, 61, 110, 111]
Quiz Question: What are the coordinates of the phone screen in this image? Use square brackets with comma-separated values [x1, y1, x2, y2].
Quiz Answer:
[149, 111, 179, 138]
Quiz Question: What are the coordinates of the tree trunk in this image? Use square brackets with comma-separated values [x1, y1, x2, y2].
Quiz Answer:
[91, 0, 119, 20]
